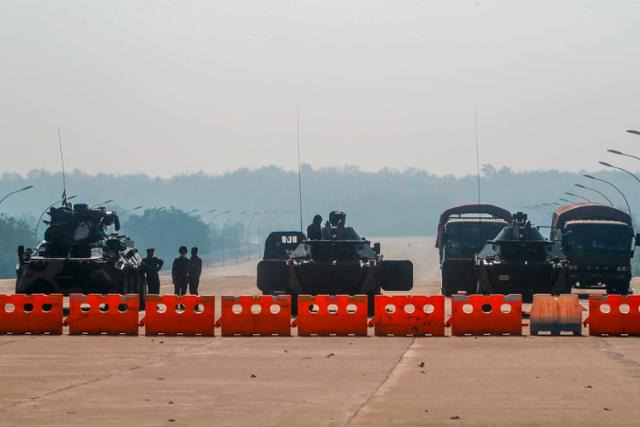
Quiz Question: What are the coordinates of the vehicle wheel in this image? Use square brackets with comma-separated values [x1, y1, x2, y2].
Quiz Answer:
[607, 280, 630, 295]
[441, 271, 454, 297]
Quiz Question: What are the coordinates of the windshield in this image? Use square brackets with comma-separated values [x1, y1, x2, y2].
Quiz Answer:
[444, 221, 506, 256]
[566, 223, 632, 252]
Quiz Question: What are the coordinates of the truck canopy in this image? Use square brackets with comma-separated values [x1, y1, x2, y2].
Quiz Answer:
[436, 204, 512, 249]
[552, 203, 632, 231]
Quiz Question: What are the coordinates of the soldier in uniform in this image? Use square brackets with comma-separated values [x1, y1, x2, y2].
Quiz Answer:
[188, 247, 202, 295]
[172, 246, 190, 296]
[306, 215, 323, 240]
[142, 248, 164, 294]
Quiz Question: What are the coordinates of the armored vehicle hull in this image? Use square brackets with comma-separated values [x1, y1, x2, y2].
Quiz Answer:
[16, 203, 146, 306]
[257, 230, 413, 314]
[475, 212, 570, 302]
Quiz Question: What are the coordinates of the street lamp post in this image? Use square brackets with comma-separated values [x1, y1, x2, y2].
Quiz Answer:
[626, 130, 640, 136]
[35, 195, 78, 239]
[564, 192, 590, 203]
[245, 212, 261, 260]
[607, 149, 640, 162]
[120, 205, 144, 216]
[599, 161, 640, 186]
[91, 199, 113, 208]
[584, 174, 632, 215]
[574, 183, 613, 207]
[0, 185, 34, 206]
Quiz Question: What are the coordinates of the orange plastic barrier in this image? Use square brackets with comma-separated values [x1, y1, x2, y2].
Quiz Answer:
[372, 295, 445, 336]
[144, 295, 215, 336]
[218, 295, 291, 336]
[530, 294, 582, 336]
[0, 294, 63, 335]
[295, 295, 368, 336]
[448, 294, 522, 336]
[66, 294, 139, 335]
[585, 295, 640, 336]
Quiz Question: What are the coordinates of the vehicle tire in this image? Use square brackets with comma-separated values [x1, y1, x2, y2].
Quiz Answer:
[441, 271, 454, 297]
[606, 280, 630, 295]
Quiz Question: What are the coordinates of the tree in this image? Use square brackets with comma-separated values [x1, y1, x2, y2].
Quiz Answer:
[0, 215, 36, 278]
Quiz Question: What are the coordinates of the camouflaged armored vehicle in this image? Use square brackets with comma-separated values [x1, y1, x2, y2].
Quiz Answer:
[16, 202, 146, 304]
[436, 204, 512, 296]
[257, 211, 413, 314]
[475, 212, 570, 301]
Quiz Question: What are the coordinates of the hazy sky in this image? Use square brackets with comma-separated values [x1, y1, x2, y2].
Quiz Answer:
[1, 1, 639, 177]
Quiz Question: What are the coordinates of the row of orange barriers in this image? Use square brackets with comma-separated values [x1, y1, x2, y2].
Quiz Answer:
[0, 293, 638, 337]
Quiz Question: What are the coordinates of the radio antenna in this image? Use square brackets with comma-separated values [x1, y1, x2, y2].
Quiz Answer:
[57, 128, 67, 204]
[296, 105, 303, 233]
[474, 106, 481, 204]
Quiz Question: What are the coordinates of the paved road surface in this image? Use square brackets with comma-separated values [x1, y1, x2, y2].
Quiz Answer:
[2, 237, 640, 426]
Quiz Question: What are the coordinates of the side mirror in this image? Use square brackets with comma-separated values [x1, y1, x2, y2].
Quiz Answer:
[373, 242, 381, 255]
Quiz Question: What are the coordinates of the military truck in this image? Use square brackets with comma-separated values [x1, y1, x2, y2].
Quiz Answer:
[16, 202, 146, 305]
[436, 204, 512, 296]
[550, 203, 638, 294]
[475, 212, 570, 301]
[257, 212, 413, 314]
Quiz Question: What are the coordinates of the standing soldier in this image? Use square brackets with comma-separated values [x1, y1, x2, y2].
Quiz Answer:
[189, 247, 203, 295]
[172, 246, 190, 296]
[142, 248, 164, 294]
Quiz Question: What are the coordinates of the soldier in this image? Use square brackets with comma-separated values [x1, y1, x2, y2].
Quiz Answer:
[142, 248, 164, 295]
[306, 215, 323, 240]
[188, 247, 202, 295]
[171, 246, 190, 296]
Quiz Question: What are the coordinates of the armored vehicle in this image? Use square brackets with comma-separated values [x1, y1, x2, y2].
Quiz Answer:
[16, 202, 146, 304]
[475, 212, 570, 301]
[436, 204, 511, 296]
[257, 212, 413, 314]
[550, 203, 638, 294]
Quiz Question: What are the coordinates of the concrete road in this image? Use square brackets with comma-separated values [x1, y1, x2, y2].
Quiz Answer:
[2, 237, 640, 426]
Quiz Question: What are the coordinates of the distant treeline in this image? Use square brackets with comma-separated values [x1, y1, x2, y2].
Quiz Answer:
[2, 165, 639, 236]
[2, 165, 640, 278]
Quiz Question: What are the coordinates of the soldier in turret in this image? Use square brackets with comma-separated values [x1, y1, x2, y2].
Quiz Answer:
[142, 248, 164, 295]
[306, 215, 323, 240]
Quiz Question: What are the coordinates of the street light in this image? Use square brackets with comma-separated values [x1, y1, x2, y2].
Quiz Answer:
[584, 174, 631, 215]
[574, 183, 613, 207]
[599, 161, 640, 185]
[607, 149, 640, 162]
[35, 195, 78, 238]
[626, 130, 640, 136]
[0, 185, 34, 205]
[559, 198, 572, 204]
[120, 205, 143, 215]
[91, 199, 113, 208]
[186, 209, 199, 214]
[564, 192, 590, 202]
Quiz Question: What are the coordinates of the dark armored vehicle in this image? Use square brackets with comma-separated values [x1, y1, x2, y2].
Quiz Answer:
[550, 203, 638, 294]
[436, 204, 511, 296]
[257, 212, 413, 313]
[16, 203, 146, 303]
[475, 212, 570, 301]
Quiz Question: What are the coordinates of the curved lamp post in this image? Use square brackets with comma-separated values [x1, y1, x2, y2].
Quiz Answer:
[564, 192, 590, 202]
[584, 174, 631, 216]
[626, 130, 640, 136]
[0, 185, 34, 206]
[574, 183, 613, 207]
[120, 205, 143, 216]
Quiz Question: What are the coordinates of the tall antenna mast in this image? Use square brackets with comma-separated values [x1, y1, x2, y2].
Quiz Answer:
[57, 128, 67, 204]
[296, 105, 303, 233]
[474, 107, 481, 204]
